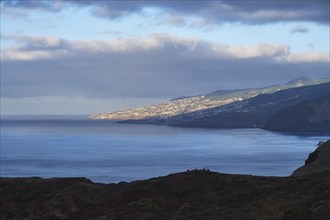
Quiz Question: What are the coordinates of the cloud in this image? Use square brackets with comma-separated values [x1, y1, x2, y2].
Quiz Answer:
[1, 34, 329, 102]
[1, 34, 73, 61]
[159, 15, 187, 27]
[3, 33, 328, 62]
[290, 25, 310, 34]
[11, 35, 70, 49]
[282, 52, 330, 63]
[2, 0, 329, 25]
[1, 0, 64, 12]
[156, 15, 215, 30]
[189, 18, 215, 30]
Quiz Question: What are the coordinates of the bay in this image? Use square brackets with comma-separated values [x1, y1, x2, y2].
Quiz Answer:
[1, 117, 329, 183]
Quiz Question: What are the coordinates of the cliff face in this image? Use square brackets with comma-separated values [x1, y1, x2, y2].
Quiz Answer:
[292, 140, 330, 176]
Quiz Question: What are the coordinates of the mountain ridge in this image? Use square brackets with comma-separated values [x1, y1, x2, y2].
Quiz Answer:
[114, 82, 330, 133]
[264, 94, 330, 133]
[151, 82, 330, 132]
[90, 77, 329, 121]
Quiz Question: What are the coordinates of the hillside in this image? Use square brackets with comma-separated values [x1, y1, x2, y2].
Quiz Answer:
[1, 141, 330, 220]
[162, 82, 330, 130]
[90, 77, 328, 121]
[264, 94, 330, 133]
[292, 140, 330, 176]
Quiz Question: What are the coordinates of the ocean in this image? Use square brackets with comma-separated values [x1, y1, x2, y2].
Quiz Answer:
[1, 116, 329, 183]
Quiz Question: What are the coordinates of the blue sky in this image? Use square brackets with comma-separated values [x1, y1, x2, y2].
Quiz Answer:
[1, 0, 329, 115]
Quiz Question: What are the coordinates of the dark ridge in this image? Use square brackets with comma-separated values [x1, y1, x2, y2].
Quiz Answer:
[305, 149, 320, 165]
[292, 140, 330, 176]
[263, 93, 330, 134]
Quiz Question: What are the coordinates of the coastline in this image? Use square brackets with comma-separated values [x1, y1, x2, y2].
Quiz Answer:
[1, 141, 329, 219]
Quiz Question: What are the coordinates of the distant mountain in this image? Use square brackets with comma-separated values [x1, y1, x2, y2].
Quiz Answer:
[90, 77, 329, 121]
[165, 82, 330, 131]
[205, 89, 243, 97]
[170, 95, 195, 101]
[285, 77, 316, 85]
[264, 94, 330, 134]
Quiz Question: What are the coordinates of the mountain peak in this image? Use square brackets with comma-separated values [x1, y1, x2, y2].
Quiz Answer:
[285, 77, 312, 85]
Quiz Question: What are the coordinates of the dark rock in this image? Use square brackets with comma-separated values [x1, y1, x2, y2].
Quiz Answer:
[305, 149, 320, 165]
[1, 170, 330, 219]
[292, 140, 330, 176]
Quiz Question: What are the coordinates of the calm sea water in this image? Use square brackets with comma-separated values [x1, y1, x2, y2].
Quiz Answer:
[1, 116, 329, 183]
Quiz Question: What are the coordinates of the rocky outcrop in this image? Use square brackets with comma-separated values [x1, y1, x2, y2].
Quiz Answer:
[292, 140, 330, 176]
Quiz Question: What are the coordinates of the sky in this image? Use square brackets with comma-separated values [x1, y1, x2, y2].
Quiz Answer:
[1, 0, 329, 115]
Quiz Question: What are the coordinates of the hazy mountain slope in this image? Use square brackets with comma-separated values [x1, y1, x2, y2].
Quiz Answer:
[165, 82, 330, 129]
[90, 96, 243, 120]
[90, 77, 328, 120]
[264, 94, 330, 133]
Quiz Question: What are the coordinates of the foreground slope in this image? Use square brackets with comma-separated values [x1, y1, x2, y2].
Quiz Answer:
[1, 141, 330, 220]
[1, 172, 329, 220]
[292, 140, 330, 176]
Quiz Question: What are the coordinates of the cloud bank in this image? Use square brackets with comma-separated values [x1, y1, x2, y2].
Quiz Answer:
[2, 34, 329, 101]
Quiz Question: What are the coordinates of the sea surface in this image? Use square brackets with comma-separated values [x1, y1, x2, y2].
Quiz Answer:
[1, 116, 329, 183]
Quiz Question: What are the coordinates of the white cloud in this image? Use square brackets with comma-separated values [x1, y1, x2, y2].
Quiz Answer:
[210, 43, 290, 59]
[1, 49, 71, 61]
[2, 33, 328, 63]
[282, 52, 330, 63]
[1, 33, 328, 104]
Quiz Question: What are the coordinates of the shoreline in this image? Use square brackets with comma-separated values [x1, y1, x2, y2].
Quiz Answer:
[1, 141, 329, 219]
